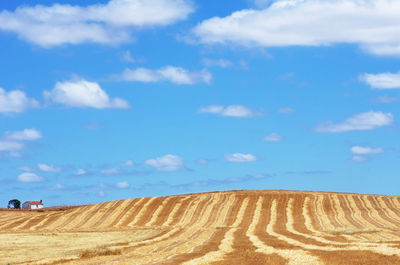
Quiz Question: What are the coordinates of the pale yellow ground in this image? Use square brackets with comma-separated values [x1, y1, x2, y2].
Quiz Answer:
[0, 229, 163, 265]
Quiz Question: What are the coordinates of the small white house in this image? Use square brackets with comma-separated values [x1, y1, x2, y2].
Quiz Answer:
[22, 200, 44, 209]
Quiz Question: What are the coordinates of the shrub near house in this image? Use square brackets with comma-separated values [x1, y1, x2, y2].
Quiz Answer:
[22, 200, 44, 209]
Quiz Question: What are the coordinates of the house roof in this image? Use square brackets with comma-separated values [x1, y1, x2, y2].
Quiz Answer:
[24, 201, 43, 205]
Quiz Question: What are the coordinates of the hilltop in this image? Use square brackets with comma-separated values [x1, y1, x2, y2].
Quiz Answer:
[1, 190, 400, 264]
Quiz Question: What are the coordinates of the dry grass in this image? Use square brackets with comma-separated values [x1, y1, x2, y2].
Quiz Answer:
[79, 246, 122, 258]
[1, 190, 400, 264]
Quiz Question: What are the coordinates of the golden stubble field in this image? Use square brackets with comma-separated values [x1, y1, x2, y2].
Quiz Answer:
[1, 190, 400, 265]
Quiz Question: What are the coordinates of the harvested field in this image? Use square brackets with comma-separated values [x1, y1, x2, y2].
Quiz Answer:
[1, 190, 400, 264]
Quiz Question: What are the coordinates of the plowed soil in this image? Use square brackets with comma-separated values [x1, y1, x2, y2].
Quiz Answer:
[2, 190, 400, 264]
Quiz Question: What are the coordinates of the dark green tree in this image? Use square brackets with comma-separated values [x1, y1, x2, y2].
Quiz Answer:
[8, 199, 21, 209]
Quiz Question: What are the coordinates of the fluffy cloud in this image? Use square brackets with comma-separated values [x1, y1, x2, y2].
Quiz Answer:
[360, 72, 400, 90]
[38, 163, 60, 172]
[0, 128, 42, 157]
[44, 79, 130, 109]
[198, 105, 258, 117]
[117, 181, 130, 188]
[145, 154, 184, 171]
[0, 0, 194, 47]
[0, 88, 39, 114]
[192, 0, 400, 56]
[351, 146, 383, 155]
[263, 133, 283, 142]
[116, 66, 212, 85]
[350, 146, 383, 163]
[17, 172, 43, 182]
[315, 111, 394, 133]
[0, 141, 24, 151]
[5, 129, 42, 141]
[224, 153, 258, 162]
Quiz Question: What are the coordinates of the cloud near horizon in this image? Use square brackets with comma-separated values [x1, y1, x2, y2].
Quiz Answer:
[315, 111, 394, 133]
[44, 79, 130, 109]
[17, 172, 44, 182]
[38, 163, 61, 172]
[351, 146, 384, 155]
[145, 154, 185, 171]
[224, 153, 258, 162]
[350, 145, 383, 163]
[0, 0, 194, 47]
[116, 181, 130, 188]
[192, 0, 400, 56]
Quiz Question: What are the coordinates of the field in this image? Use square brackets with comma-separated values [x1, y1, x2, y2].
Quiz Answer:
[1, 190, 400, 264]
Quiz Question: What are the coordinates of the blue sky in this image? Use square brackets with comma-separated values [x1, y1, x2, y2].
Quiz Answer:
[1, 0, 400, 206]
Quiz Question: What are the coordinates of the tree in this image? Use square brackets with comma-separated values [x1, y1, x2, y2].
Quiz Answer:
[8, 199, 21, 209]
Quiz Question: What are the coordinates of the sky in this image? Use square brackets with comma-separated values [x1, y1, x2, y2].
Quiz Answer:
[1, 0, 400, 206]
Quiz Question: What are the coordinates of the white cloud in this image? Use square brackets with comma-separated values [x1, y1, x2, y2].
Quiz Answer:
[263, 133, 283, 142]
[0, 0, 194, 47]
[145, 154, 184, 171]
[100, 168, 120, 175]
[350, 155, 367, 163]
[278, 107, 294, 114]
[224, 153, 258, 162]
[117, 181, 130, 188]
[201, 58, 233, 68]
[0, 141, 24, 151]
[44, 79, 130, 109]
[198, 105, 224, 114]
[315, 111, 394, 133]
[76, 169, 87, 175]
[0, 128, 42, 156]
[360, 72, 400, 90]
[351, 146, 383, 155]
[17, 172, 43, 182]
[116, 66, 212, 85]
[5, 129, 42, 141]
[192, 0, 400, 56]
[98, 191, 105, 197]
[0, 87, 39, 114]
[38, 163, 60, 172]
[198, 104, 258, 117]
[122, 159, 134, 166]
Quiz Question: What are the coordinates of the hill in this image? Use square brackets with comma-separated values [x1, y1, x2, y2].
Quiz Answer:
[1, 190, 400, 264]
